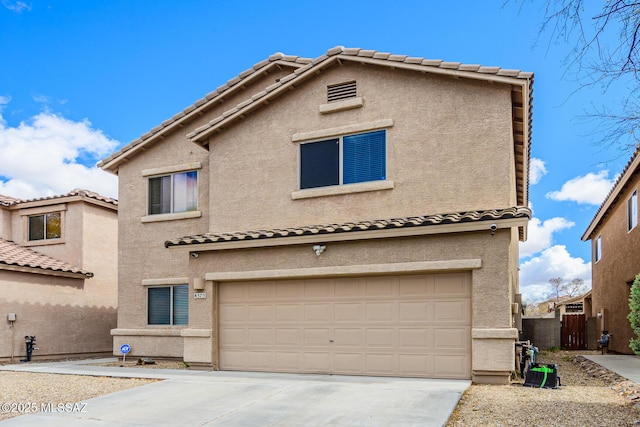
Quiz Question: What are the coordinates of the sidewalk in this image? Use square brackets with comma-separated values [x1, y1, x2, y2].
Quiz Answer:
[583, 354, 640, 384]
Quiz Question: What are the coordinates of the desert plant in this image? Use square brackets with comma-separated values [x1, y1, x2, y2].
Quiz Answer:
[628, 274, 640, 354]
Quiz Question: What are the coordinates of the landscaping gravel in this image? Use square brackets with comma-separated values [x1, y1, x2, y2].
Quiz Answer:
[2, 351, 640, 425]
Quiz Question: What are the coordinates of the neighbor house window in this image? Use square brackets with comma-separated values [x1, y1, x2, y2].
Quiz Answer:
[148, 171, 197, 215]
[28, 212, 61, 241]
[148, 285, 188, 325]
[628, 190, 638, 231]
[300, 130, 386, 190]
[595, 235, 602, 263]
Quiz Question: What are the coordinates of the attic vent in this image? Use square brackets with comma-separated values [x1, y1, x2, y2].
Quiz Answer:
[327, 81, 357, 102]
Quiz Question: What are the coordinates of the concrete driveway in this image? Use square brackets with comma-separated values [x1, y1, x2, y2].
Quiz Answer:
[0, 360, 469, 426]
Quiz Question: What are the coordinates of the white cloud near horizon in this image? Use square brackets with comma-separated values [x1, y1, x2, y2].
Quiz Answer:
[546, 170, 614, 205]
[519, 216, 575, 258]
[0, 102, 119, 200]
[1, 0, 31, 13]
[529, 158, 547, 185]
[519, 245, 591, 303]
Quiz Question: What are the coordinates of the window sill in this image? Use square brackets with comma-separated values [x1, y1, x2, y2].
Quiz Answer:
[141, 210, 202, 223]
[23, 238, 65, 247]
[291, 180, 394, 200]
[319, 97, 363, 114]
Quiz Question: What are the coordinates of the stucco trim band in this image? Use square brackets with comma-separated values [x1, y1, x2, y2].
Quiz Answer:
[141, 277, 190, 286]
[141, 210, 202, 223]
[111, 328, 183, 337]
[471, 328, 519, 339]
[291, 180, 394, 200]
[205, 259, 482, 282]
[180, 329, 212, 338]
[319, 97, 364, 114]
[291, 119, 394, 142]
[141, 162, 203, 177]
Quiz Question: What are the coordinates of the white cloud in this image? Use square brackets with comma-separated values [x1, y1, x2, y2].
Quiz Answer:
[2, 1, 31, 13]
[546, 170, 614, 205]
[0, 107, 119, 200]
[519, 245, 591, 303]
[519, 216, 575, 258]
[529, 158, 547, 185]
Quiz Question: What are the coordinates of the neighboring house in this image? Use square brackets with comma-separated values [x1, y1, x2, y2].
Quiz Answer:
[535, 295, 574, 317]
[583, 150, 640, 354]
[556, 291, 592, 317]
[99, 46, 533, 384]
[0, 189, 118, 361]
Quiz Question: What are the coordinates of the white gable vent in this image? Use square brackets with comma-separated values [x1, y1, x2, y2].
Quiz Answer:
[327, 81, 357, 102]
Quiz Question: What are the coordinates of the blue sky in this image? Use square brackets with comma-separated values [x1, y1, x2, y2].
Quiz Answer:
[0, 1, 634, 302]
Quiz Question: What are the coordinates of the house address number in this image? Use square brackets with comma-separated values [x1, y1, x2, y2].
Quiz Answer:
[194, 292, 207, 299]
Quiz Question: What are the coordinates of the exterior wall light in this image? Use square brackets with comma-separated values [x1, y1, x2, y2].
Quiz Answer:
[313, 245, 326, 256]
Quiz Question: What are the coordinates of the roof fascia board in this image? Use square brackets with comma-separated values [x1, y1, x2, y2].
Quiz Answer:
[10, 195, 117, 211]
[0, 263, 90, 279]
[582, 154, 640, 240]
[100, 59, 305, 173]
[168, 217, 529, 252]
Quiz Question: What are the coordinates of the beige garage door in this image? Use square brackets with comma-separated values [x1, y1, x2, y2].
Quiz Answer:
[218, 272, 471, 379]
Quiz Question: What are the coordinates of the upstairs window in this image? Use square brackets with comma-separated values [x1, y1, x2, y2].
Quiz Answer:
[28, 212, 61, 241]
[595, 235, 602, 263]
[148, 171, 197, 215]
[300, 130, 386, 190]
[148, 285, 189, 325]
[628, 190, 638, 232]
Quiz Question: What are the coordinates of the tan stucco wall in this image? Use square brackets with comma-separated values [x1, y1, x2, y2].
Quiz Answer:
[590, 177, 640, 354]
[205, 63, 516, 232]
[0, 271, 116, 360]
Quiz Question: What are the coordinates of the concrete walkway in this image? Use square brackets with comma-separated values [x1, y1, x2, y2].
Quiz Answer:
[583, 354, 640, 384]
[0, 359, 470, 426]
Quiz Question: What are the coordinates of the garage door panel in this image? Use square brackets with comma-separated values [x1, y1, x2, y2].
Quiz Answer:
[305, 304, 332, 321]
[219, 273, 471, 379]
[334, 303, 363, 321]
[366, 302, 395, 321]
[365, 328, 395, 347]
[275, 304, 302, 321]
[434, 328, 470, 349]
[434, 355, 470, 378]
[334, 328, 363, 346]
[248, 328, 273, 346]
[434, 301, 469, 322]
[398, 328, 432, 347]
[398, 301, 431, 321]
[275, 328, 301, 346]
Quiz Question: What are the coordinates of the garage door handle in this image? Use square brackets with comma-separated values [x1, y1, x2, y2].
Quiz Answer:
[329, 339, 334, 343]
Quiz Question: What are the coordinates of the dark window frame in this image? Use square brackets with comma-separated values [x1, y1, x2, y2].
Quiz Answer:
[147, 285, 189, 326]
[27, 212, 62, 241]
[148, 170, 198, 215]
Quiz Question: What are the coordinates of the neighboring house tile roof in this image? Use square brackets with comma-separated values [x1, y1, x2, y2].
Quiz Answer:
[98, 54, 311, 171]
[582, 149, 640, 240]
[165, 206, 531, 247]
[0, 238, 93, 278]
[0, 189, 118, 209]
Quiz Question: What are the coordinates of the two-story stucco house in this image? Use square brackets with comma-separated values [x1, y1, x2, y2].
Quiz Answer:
[99, 47, 533, 384]
[0, 189, 118, 361]
[582, 151, 640, 354]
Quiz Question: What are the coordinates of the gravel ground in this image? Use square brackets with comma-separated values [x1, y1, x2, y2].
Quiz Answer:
[2, 352, 639, 425]
[447, 350, 640, 427]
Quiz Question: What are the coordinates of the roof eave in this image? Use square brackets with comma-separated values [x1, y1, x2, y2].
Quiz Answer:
[0, 263, 93, 279]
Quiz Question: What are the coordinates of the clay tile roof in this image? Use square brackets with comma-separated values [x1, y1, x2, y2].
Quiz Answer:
[0, 239, 93, 278]
[0, 194, 22, 207]
[16, 189, 118, 207]
[98, 53, 312, 171]
[165, 206, 531, 248]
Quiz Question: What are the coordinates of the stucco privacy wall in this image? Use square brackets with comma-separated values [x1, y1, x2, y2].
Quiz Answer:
[590, 172, 640, 354]
[0, 271, 116, 360]
[205, 63, 516, 232]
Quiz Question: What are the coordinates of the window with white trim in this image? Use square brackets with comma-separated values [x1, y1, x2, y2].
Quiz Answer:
[148, 171, 197, 215]
[628, 190, 638, 231]
[300, 130, 386, 190]
[28, 212, 62, 241]
[595, 235, 602, 263]
[147, 285, 189, 325]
